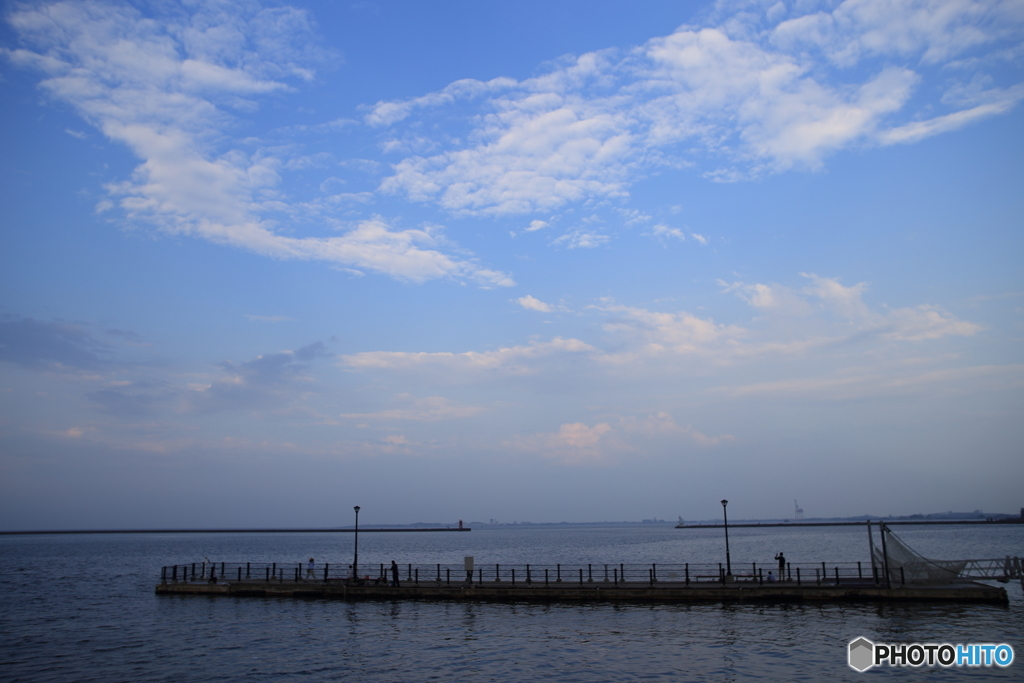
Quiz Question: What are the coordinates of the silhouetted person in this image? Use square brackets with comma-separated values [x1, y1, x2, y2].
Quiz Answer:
[306, 558, 316, 579]
[390, 560, 400, 587]
[775, 552, 786, 579]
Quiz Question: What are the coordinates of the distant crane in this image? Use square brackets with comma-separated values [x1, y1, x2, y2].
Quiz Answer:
[794, 499, 804, 521]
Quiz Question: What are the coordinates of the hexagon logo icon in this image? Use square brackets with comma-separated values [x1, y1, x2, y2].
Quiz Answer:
[849, 637, 875, 672]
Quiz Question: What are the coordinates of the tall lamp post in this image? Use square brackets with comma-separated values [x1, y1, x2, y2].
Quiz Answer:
[353, 505, 361, 580]
[721, 499, 732, 579]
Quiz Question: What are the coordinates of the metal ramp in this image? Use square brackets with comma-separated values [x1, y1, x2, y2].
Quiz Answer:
[957, 557, 1024, 585]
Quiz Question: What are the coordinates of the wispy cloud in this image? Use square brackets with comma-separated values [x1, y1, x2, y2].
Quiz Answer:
[5, 0, 512, 287]
[508, 412, 733, 465]
[341, 275, 983, 381]
[374, 0, 1024, 215]
[339, 394, 486, 421]
[341, 337, 594, 375]
[516, 295, 554, 312]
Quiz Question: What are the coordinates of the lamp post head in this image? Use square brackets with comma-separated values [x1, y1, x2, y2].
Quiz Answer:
[354, 506, 360, 513]
[721, 499, 728, 508]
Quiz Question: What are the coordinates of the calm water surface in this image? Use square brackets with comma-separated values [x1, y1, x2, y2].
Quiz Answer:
[1, 525, 1022, 681]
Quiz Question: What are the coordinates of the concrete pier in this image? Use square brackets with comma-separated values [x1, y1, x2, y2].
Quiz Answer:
[155, 579, 1008, 605]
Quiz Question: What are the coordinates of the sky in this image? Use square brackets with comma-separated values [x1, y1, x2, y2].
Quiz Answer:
[1, 0, 1022, 530]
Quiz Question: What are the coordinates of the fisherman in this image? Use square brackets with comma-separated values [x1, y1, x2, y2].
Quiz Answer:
[775, 552, 786, 580]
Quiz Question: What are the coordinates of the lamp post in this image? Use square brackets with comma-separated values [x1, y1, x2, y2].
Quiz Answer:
[353, 505, 361, 580]
[721, 499, 732, 579]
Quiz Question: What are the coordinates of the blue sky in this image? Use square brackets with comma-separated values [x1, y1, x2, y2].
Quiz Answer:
[1, 0, 1022, 530]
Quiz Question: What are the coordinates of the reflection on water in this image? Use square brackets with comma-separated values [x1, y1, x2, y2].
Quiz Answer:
[1, 525, 1021, 682]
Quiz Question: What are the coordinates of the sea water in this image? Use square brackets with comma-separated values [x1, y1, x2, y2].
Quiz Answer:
[1, 524, 1022, 681]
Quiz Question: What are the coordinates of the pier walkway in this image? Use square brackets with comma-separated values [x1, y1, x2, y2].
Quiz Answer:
[155, 560, 1012, 605]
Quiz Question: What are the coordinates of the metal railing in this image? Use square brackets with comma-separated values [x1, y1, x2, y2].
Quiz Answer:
[957, 557, 1023, 582]
[160, 560, 899, 587]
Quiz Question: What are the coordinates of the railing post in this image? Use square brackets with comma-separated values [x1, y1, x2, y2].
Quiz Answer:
[246, 562, 250, 579]
[265, 566, 270, 582]
[545, 569, 549, 587]
[900, 566, 905, 586]
[436, 564, 440, 583]
[835, 567, 840, 586]
[556, 564, 561, 582]
[685, 563, 689, 586]
[526, 564, 531, 584]
[579, 568, 583, 587]
[588, 564, 593, 583]
[172, 565, 177, 582]
[496, 563, 500, 582]
[415, 568, 419, 585]
[857, 561, 862, 579]
[752, 562, 756, 579]
[407, 563, 412, 582]
[787, 562, 791, 581]
[652, 563, 657, 584]
[446, 568, 450, 586]
[324, 564, 329, 582]
[758, 568, 763, 585]
[221, 562, 225, 576]
[512, 568, 516, 586]
[237, 566, 241, 582]
[613, 568, 618, 587]
[191, 563, 196, 581]
[719, 563, 724, 584]
[796, 567, 801, 586]
[620, 564, 625, 583]
[604, 564, 609, 582]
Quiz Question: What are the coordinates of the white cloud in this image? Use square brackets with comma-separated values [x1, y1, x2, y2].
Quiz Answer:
[339, 394, 485, 421]
[5, 0, 511, 287]
[598, 303, 746, 355]
[651, 224, 687, 240]
[525, 220, 549, 232]
[516, 295, 553, 312]
[508, 412, 733, 465]
[552, 230, 611, 249]
[508, 421, 617, 465]
[374, 0, 1023, 214]
[723, 273, 981, 340]
[341, 337, 594, 375]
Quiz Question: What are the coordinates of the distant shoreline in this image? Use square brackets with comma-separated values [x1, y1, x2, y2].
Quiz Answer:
[2, 516, 1021, 535]
[0, 527, 472, 536]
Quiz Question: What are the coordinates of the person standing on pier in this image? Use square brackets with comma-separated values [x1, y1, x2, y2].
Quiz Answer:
[306, 558, 316, 579]
[390, 560, 400, 587]
[775, 552, 786, 580]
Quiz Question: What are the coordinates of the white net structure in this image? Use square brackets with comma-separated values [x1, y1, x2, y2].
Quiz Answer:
[874, 526, 967, 584]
